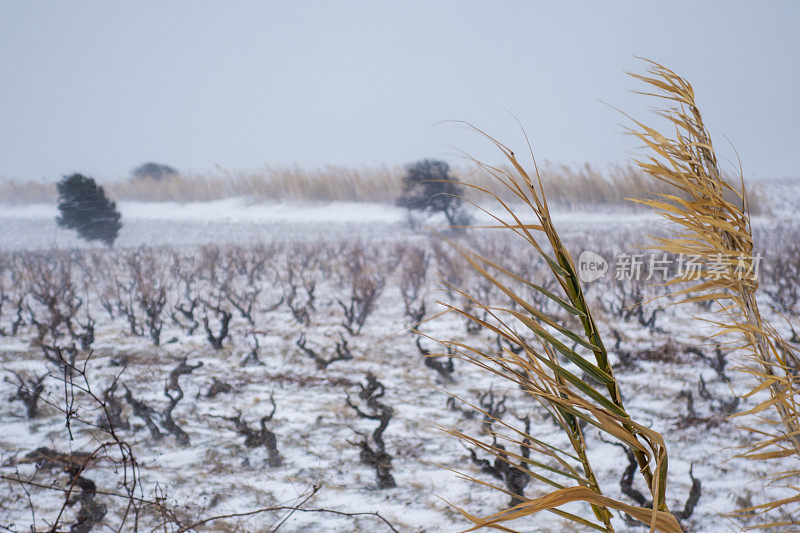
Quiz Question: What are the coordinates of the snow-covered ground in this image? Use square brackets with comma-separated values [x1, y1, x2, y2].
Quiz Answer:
[0, 199, 681, 257]
[0, 186, 799, 532]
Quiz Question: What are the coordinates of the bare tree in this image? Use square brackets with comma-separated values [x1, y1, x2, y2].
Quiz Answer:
[161, 358, 203, 445]
[604, 440, 701, 526]
[399, 244, 429, 324]
[5, 370, 48, 418]
[468, 416, 532, 507]
[123, 386, 163, 441]
[127, 250, 170, 345]
[284, 271, 316, 327]
[346, 373, 396, 489]
[338, 247, 385, 336]
[608, 278, 663, 333]
[296, 332, 353, 370]
[171, 255, 201, 335]
[201, 302, 232, 350]
[763, 231, 800, 315]
[226, 394, 282, 467]
[477, 387, 507, 435]
[415, 337, 455, 383]
[240, 330, 266, 366]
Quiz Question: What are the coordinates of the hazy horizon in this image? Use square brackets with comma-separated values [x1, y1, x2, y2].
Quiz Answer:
[2, 1, 799, 182]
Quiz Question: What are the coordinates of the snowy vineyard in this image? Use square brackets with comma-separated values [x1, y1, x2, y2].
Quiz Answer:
[0, 203, 799, 532]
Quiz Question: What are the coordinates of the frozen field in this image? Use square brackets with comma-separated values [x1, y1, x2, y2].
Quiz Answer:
[0, 199, 678, 251]
[0, 184, 799, 532]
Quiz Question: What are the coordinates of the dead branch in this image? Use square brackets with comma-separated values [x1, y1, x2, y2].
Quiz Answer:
[296, 332, 353, 370]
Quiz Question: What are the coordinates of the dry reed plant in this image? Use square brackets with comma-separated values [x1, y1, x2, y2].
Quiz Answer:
[110, 164, 404, 203]
[430, 131, 686, 531]
[0, 163, 767, 212]
[629, 60, 800, 528]
[0, 177, 56, 203]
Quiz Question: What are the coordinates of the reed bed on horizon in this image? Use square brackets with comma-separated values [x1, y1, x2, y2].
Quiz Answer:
[0, 162, 769, 214]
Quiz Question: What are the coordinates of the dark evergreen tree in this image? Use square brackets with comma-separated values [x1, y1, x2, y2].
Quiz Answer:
[132, 162, 177, 181]
[56, 173, 122, 247]
[397, 159, 471, 226]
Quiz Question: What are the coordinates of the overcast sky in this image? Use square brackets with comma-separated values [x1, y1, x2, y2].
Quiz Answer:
[1, 1, 798, 181]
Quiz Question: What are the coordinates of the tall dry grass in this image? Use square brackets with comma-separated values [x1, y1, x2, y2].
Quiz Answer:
[0, 163, 769, 213]
[429, 130, 685, 531]
[111, 164, 403, 203]
[630, 60, 800, 528]
[430, 61, 794, 531]
[0, 178, 56, 204]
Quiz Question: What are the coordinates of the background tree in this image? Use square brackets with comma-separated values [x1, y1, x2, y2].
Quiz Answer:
[397, 159, 471, 226]
[132, 162, 177, 181]
[56, 173, 122, 247]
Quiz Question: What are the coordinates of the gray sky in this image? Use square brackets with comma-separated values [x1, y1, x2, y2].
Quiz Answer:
[1, 1, 798, 181]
